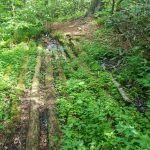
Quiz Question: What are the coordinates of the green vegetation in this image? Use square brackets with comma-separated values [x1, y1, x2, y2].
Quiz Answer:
[48, 0, 90, 21]
[55, 39, 150, 149]
[81, 39, 150, 104]
[0, 0, 150, 149]
[0, 42, 37, 130]
[94, 0, 150, 103]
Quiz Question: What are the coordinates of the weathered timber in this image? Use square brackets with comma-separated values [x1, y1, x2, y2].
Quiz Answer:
[45, 51, 61, 150]
[26, 46, 43, 150]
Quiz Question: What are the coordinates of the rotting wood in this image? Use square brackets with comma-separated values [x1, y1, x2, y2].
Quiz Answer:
[64, 45, 76, 60]
[58, 36, 76, 60]
[45, 51, 61, 150]
[39, 53, 49, 150]
[2, 47, 30, 150]
[20, 90, 31, 150]
[60, 49, 67, 61]
[58, 49, 75, 76]
[70, 39, 82, 55]
[14, 46, 30, 150]
[59, 35, 94, 76]
[3, 65, 12, 81]
[112, 77, 133, 104]
[56, 50, 67, 85]
[61, 34, 133, 105]
[26, 46, 43, 150]
[17, 53, 29, 91]
[76, 43, 133, 104]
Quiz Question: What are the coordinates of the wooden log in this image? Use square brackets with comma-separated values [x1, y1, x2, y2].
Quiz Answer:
[17, 46, 29, 91]
[112, 77, 133, 104]
[45, 51, 61, 150]
[26, 46, 43, 150]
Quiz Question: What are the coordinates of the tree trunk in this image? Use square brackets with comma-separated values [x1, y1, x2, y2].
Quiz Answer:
[11, 0, 15, 17]
[85, 0, 103, 16]
[111, 0, 115, 14]
[45, 0, 48, 5]
[116, 0, 124, 11]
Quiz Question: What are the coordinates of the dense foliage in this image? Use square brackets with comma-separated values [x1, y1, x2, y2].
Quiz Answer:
[0, 0, 150, 149]
[0, 0, 90, 132]
[0, 0, 44, 130]
[95, 0, 150, 105]
[49, 0, 90, 20]
[111, 0, 150, 101]
[0, 41, 37, 130]
[54, 39, 150, 149]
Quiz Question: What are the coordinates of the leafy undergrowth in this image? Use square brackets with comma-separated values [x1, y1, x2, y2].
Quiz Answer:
[54, 11, 85, 22]
[55, 39, 150, 149]
[24, 41, 38, 88]
[84, 26, 150, 111]
[0, 41, 37, 131]
[93, 10, 150, 110]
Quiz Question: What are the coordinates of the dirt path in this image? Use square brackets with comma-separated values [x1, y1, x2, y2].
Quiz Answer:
[25, 41, 63, 150]
[49, 17, 97, 39]
[1, 17, 97, 150]
[26, 46, 43, 150]
[1, 35, 89, 150]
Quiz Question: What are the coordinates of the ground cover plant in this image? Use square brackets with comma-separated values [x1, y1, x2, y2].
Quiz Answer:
[54, 41, 150, 149]
[0, 42, 37, 131]
[0, 0, 149, 149]
[89, 0, 150, 115]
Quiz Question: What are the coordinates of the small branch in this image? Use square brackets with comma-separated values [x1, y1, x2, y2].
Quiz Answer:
[111, 77, 133, 104]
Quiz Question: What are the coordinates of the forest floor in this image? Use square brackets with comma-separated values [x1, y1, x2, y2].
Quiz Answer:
[1, 17, 96, 150]
[1, 17, 149, 150]
[50, 17, 97, 39]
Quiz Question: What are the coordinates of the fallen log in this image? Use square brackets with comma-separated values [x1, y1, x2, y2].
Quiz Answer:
[111, 77, 133, 104]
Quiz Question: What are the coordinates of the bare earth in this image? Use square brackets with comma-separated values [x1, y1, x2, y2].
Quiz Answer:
[49, 17, 98, 39]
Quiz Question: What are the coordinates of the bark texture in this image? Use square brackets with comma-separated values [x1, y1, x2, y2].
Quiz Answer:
[85, 0, 103, 16]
